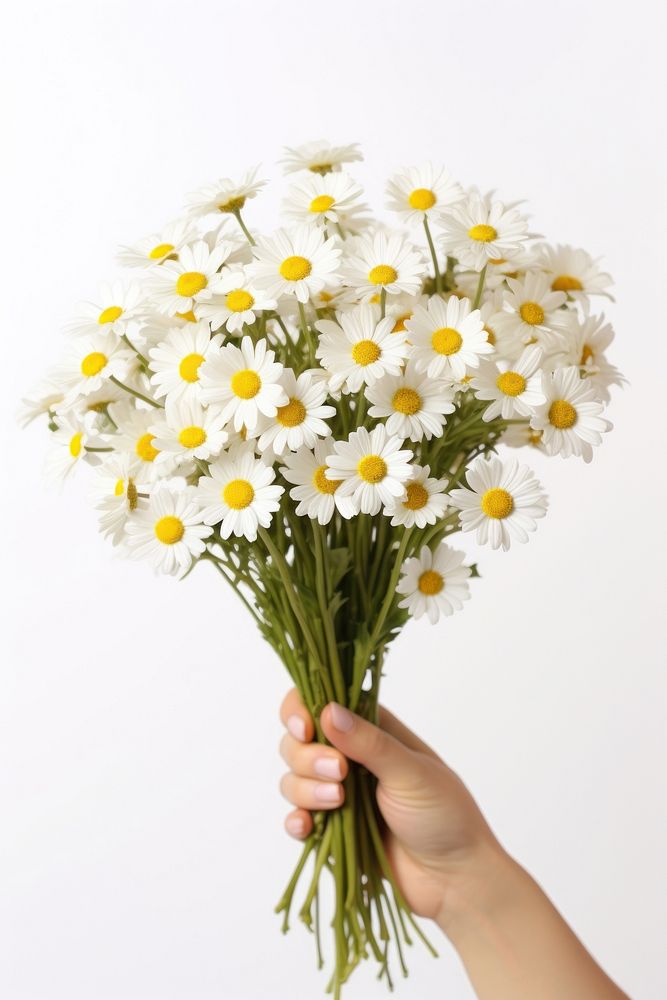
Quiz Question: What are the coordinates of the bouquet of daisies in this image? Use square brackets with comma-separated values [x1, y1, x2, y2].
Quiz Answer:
[24, 138, 622, 996]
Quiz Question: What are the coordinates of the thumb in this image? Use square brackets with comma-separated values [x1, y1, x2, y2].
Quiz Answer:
[320, 702, 417, 787]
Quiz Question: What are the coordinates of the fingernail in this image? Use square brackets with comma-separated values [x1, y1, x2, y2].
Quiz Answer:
[314, 756, 342, 780]
[287, 714, 306, 741]
[286, 815, 305, 836]
[329, 703, 354, 733]
[315, 782, 342, 803]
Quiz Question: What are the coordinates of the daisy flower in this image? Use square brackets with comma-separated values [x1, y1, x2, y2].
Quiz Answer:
[383, 464, 449, 528]
[148, 323, 220, 404]
[530, 366, 611, 462]
[279, 439, 357, 524]
[315, 305, 410, 394]
[19, 380, 66, 427]
[341, 230, 426, 300]
[148, 240, 233, 315]
[124, 487, 212, 577]
[151, 399, 229, 464]
[197, 268, 277, 335]
[471, 345, 546, 421]
[66, 282, 145, 339]
[44, 411, 102, 483]
[116, 218, 196, 268]
[365, 360, 456, 442]
[254, 369, 335, 456]
[397, 544, 471, 625]
[282, 171, 367, 228]
[493, 273, 568, 352]
[449, 454, 548, 551]
[385, 164, 464, 225]
[405, 295, 492, 379]
[109, 401, 179, 480]
[93, 452, 145, 545]
[54, 332, 133, 403]
[195, 445, 283, 540]
[250, 226, 342, 304]
[185, 166, 266, 217]
[281, 140, 363, 175]
[439, 195, 530, 271]
[199, 335, 287, 432]
[537, 244, 613, 301]
[553, 312, 625, 402]
[325, 425, 413, 516]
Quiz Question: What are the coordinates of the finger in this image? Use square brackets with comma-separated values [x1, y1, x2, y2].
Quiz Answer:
[279, 687, 314, 743]
[284, 808, 313, 840]
[320, 703, 418, 788]
[280, 771, 345, 810]
[378, 705, 442, 763]
[279, 732, 348, 781]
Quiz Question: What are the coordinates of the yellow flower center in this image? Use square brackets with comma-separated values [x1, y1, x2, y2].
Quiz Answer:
[309, 194, 335, 213]
[217, 195, 246, 213]
[468, 224, 497, 242]
[392, 387, 422, 415]
[352, 339, 381, 366]
[178, 425, 207, 449]
[418, 569, 444, 595]
[149, 242, 176, 259]
[580, 344, 594, 365]
[114, 478, 125, 496]
[551, 274, 583, 292]
[484, 325, 496, 346]
[404, 482, 429, 510]
[98, 305, 123, 325]
[408, 187, 436, 210]
[488, 257, 507, 265]
[154, 515, 184, 545]
[548, 399, 577, 429]
[313, 464, 340, 495]
[392, 313, 411, 333]
[368, 264, 398, 286]
[176, 310, 197, 323]
[80, 351, 107, 377]
[69, 432, 83, 458]
[231, 369, 261, 399]
[481, 487, 514, 519]
[126, 480, 138, 510]
[431, 327, 462, 355]
[319, 291, 334, 303]
[496, 371, 526, 397]
[226, 289, 254, 312]
[357, 455, 387, 484]
[280, 255, 312, 281]
[176, 271, 208, 297]
[519, 302, 545, 326]
[178, 352, 205, 383]
[223, 478, 255, 509]
[276, 397, 306, 427]
[136, 433, 159, 462]
[310, 163, 332, 175]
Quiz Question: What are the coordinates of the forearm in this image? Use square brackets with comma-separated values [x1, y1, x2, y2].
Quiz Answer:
[437, 843, 630, 1000]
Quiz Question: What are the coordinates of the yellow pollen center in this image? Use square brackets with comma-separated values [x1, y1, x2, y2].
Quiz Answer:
[231, 368, 261, 399]
[357, 454, 387, 484]
[368, 264, 398, 286]
[98, 305, 123, 325]
[176, 271, 208, 297]
[392, 387, 422, 415]
[551, 274, 583, 292]
[310, 163, 332, 175]
[408, 187, 436, 210]
[468, 224, 497, 242]
[352, 339, 381, 366]
[548, 399, 577, 429]
[80, 351, 107, 377]
[519, 301, 545, 326]
[136, 433, 159, 462]
[114, 478, 125, 496]
[149, 242, 175, 259]
[313, 465, 340, 494]
[276, 397, 306, 427]
[178, 352, 205, 383]
[481, 487, 514, 519]
[484, 325, 496, 345]
[69, 432, 83, 458]
[392, 313, 411, 333]
[223, 478, 255, 509]
[154, 515, 184, 545]
[218, 195, 246, 213]
[404, 482, 429, 510]
[176, 310, 197, 322]
[431, 327, 462, 355]
[126, 480, 138, 510]
[280, 255, 312, 281]
[580, 344, 594, 365]
[226, 289, 254, 312]
[488, 257, 507, 265]
[418, 569, 444, 595]
[178, 425, 207, 449]
[319, 291, 334, 303]
[309, 194, 335, 213]
[496, 371, 526, 396]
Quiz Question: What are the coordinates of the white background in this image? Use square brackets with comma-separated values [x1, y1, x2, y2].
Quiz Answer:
[2, 1, 666, 998]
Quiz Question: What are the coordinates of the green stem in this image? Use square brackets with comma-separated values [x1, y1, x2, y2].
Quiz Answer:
[297, 300, 315, 366]
[472, 264, 487, 310]
[423, 216, 442, 294]
[109, 375, 163, 409]
[121, 333, 148, 367]
[379, 287, 387, 319]
[232, 207, 256, 245]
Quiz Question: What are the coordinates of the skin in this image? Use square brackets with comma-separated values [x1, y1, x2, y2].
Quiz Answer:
[279, 689, 630, 1000]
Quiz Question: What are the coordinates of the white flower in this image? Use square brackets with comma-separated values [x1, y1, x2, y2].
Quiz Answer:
[552, 312, 625, 402]
[148, 240, 233, 315]
[53, 332, 132, 404]
[365, 360, 456, 442]
[250, 226, 341, 304]
[383, 464, 448, 528]
[280, 140, 363, 175]
[199, 335, 287, 432]
[471, 345, 546, 421]
[449, 454, 548, 550]
[493, 272, 568, 352]
[109, 401, 179, 480]
[397, 544, 471, 624]
[124, 487, 212, 577]
[315, 305, 410, 394]
[18, 381, 66, 427]
[386, 164, 464, 225]
[151, 399, 228, 464]
[254, 369, 335, 456]
[530, 366, 611, 462]
[282, 171, 367, 227]
[537, 244, 613, 301]
[116, 218, 197, 268]
[148, 323, 220, 404]
[93, 452, 146, 544]
[44, 411, 103, 483]
[195, 445, 283, 539]
[279, 440, 357, 524]
[341, 230, 426, 300]
[196, 268, 277, 334]
[405, 295, 492, 379]
[325, 425, 413, 516]
[185, 166, 266, 217]
[439, 195, 530, 271]
[66, 282, 145, 339]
